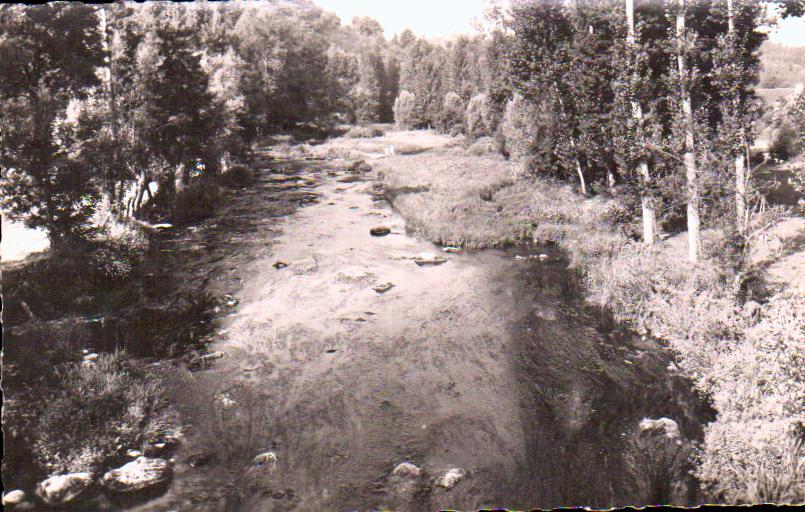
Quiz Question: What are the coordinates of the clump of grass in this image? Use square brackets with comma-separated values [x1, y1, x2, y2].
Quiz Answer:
[220, 164, 256, 188]
[4, 351, 168, 484]
[344, 125, 384, 138]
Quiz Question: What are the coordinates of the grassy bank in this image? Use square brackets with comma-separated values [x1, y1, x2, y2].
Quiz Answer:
[320, 129, 804, 504]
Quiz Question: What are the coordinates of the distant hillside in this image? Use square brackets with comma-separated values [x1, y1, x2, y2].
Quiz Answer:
[759, 42, 805, 88]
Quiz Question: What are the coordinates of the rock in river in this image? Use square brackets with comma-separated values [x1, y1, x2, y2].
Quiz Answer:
[392, 462, 421, 478]
[373, 282, 394, 293]
[370, 226, 391, 237]
[102, 457, 172, 493]
[436, 467, 465, 489]
[253, 451, 278, 467]
[639, 417, 680, 439]
[36, 473, 93, 505]
[414, 252, 447, 266]
[3, 490, 26, 506]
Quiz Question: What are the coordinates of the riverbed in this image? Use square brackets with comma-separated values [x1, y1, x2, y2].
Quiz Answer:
[122, 153, 712, 511]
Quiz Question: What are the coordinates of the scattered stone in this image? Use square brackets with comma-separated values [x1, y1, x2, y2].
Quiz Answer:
[414, 252, 447, 266]
[254, 451, 278, 466]
[126, 449, 143, 458]
[83, 353, 99, 361]
[442, 246, 462, 254]
[186, 452, 213, 468]
[392, 462, 421, 478]
[370, 226, 391, 237]
[514, 255, 526, 261]
[436, 467, 465, 489]
[373, 282, 394, 293]
[188, 351, 225, 369]
[3, 490, 26, 506]
[639, 417, 680, 439]
[743, 300, 762, 321]
[218, 393, 237, 409]
[224, 295, 239, 307]
[153, 223, 173, 231]
[36, 473, 93, 506]
[102, 457, 172, 493]
[348, 160, 373, 174]
[273, 260, 289, 269]
[538, 253, 549, 261]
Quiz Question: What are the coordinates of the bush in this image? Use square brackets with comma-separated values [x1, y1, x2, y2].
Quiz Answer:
[172, 179, 222, 224]
[0, 350, 169, 483]
[219, 164, 255, 188]
[393, 90, 417, 130]
[465, 93, 493, 141]
[344, 125, 384, 138]
[439, 91, 465, 135]
[466, 136, 498, 156]
[501, 94, 543, 161]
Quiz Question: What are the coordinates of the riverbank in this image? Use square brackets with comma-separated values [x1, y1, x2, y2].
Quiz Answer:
[317, 129, 804, 504]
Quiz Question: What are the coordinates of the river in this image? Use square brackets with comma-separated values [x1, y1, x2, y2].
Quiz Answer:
[114, 153, 713, 511]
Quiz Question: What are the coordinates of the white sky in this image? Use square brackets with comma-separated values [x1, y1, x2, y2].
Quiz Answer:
[314, 0, 804, 46]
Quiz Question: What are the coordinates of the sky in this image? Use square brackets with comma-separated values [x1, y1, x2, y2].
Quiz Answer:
[314, 0, 805, 46]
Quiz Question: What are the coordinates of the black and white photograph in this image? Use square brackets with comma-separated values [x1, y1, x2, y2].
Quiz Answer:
[1, 0, 803, 510]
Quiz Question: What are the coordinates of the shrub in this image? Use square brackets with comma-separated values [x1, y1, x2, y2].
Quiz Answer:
[393, 90, 417, 130]
[501, 94, 545, 162]
[172, 178, 222, 224]
[219, 165, 255, 188]
[26, 352, 167, 475]
[466, 136, 498, 156]
[344, 126, 384, 138]
[465, 93, 493, 141]
[439, 92, 465, 135]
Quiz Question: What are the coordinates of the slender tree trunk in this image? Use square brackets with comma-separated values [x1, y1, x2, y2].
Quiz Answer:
[735, 151, 747, 229]
[677, 0, 700, 262]
[728, 0, 748, 232]
[626, 0, 657, 245]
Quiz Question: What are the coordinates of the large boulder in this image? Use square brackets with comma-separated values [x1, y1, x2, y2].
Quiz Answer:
[101, 457, 172, 493]
[36, 473, 93, 506]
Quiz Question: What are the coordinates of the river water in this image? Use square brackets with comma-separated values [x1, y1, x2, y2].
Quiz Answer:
[113, 155, 713, 511]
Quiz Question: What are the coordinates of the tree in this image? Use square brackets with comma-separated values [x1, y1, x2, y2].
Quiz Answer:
[466, 93, 493, 140]
[439, 91, 466, 135]
[0, 4, 103, 243]
[623, 0, 657, 245]
[674, 0, 701, 262]
[393, 91, 417, 129]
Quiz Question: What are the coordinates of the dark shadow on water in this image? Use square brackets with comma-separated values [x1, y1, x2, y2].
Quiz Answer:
[503, 251, 715, 508]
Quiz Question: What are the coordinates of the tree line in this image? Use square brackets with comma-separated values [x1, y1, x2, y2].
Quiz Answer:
[2, 0, 804, 261]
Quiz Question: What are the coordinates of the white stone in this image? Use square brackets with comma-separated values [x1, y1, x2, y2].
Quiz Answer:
[253, 451, 278, 466]
[2, 490, 26, 506]
[126, 449, 143, 458]
[392, 462, 421, 478]
[102, 457, 172, 493]
[36, 473, 93, 505]
[414, 252, 447, 266]
[436, 467, 465, 489]
[639, 417, 680, 439]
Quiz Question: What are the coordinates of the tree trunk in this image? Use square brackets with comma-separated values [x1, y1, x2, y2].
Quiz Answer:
[626, 0, 657, 245]
[735, 152, 746, 230]
[677, 0, 700, 262]
[728, 0, 748, 232]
